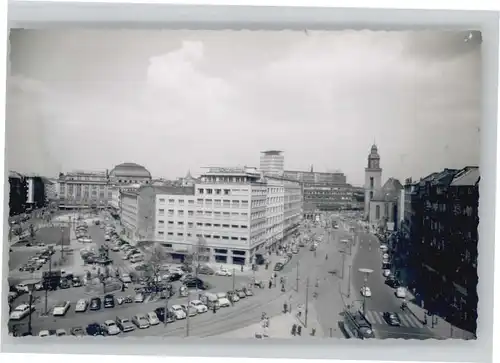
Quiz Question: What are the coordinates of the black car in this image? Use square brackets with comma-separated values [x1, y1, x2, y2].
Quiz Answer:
[90, 297, 102, 311]
[167, 273, 183, 282]
[104, 294, 115, 308]
[184, 278, 207, 290]
[198, 266, 215, 275]
[383, 312, 402, 326]
[72, 277, 82, 287]
[154, 307, 176, 323]
[385, 278, 401, 288]
[59, 279, 71, 289]
[273, 262, 284, 271]
[86, 323, 104, 336]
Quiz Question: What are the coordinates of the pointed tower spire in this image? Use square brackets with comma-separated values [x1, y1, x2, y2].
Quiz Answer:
[310, 165, 314, 173]
[186, 169, 192, 179]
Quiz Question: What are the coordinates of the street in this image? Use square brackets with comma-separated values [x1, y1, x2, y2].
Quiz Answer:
[351, 229, 437, 339]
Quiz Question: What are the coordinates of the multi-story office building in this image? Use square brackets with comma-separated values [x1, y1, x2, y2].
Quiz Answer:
[120, 185, 182, 245]
[154, 167, 269, 265]
[302, 183, 355, 211]
[264, 177, 285, 249]
[280, 177, 303, 238]
[57, 170, 110, 209]
[283, 170, 347, 184]
[260, 150, 285, 176]
[394, 167, 479, 334]
[8, 171, 28, 217]
[25, 175, 47, 210]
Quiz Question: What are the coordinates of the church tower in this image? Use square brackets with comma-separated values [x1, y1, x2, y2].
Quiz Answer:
[364, 144, 382, 219]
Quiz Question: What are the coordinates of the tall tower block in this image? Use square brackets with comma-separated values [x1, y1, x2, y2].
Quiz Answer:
[364, 144, 382, 219]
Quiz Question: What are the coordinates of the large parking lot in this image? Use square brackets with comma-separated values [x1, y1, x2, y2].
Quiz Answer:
[9, 226, 71, 273]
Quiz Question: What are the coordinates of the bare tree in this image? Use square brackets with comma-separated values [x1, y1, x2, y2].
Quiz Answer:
[185, 236, 209, 275]
[144, 244, 168, 292]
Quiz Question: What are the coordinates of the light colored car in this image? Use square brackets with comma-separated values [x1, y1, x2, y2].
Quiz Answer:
[132, 314, 150, 329]
[382, 269, 391, 277]
[181, 304, 198, 317]
[396, 287, 407, 298]
[215, 268, 233, 276]
[75, 299, 88, 312]
[360, 287, 372, 297]
[15, 283, 30, 293]
[170, 305, 187, 320]
[52, 301, 71, 316]
[38, 330, 50, 337]
[134, 293, 145, 303]
[121, 274, 132, 283]
[10, 303, 34, 320]
[382, 253, 390, 260]
[111, 246, 120, 252]
[189, 300, 208, 313]
[102, 320, 121, 335]
[380, 245, 388, 252]
[147, 312, 160, 326]
[216, 292, 231, 307]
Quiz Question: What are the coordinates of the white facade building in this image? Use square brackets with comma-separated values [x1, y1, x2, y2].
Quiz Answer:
[154, 167, 268, 265]
[260, 150, 285, 176]
[264, 178, 285, 249]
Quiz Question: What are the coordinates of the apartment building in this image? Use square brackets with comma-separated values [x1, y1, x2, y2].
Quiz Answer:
[154, 167, 268, 266]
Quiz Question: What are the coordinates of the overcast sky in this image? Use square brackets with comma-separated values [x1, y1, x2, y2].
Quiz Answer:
[7, 30, 481, 186]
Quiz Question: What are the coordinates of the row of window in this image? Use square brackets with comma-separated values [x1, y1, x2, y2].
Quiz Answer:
[158, 209, 249, 218]
[157, 231, 248, 241]
[158, 220, 249, 229]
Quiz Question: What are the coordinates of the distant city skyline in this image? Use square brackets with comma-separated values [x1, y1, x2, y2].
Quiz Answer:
[7, 30, 481, 185]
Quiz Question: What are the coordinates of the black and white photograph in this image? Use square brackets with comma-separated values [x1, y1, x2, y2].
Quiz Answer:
[5, 29, 480, 340]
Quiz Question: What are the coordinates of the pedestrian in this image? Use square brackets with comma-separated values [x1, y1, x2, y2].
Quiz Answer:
[283, 302, 288, 314]
[291, 324, 297, 336]
[213, 305, 217, 314]
[297, 325, 302, 336]
[281, 284, 285, 292]
[241, 265, 244, 273]
[268, 280, 272, 289]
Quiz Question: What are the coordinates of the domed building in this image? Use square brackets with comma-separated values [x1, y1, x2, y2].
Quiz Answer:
[109, 162, 152, 185]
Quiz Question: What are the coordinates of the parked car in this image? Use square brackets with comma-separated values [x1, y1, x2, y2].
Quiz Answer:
[154, 307, 176, 323]
[189, 300, 208, 313]
[90, 297, 102, 311]
[184, 278, 207, 290]
[86, 322, 105, 336]
[395, 287, 407, 299]
[102, 320, 121, 335]
[227, 291, 240, 303]
[121, 273, 132, 283]
[104, 294, 115, 308]
[75, 299, 89, 312]
[132, 314, 150, 329]
[198, 266, 215, 275]
[72, 277, 82, 287]
[115, 316, 135, 332]
[56, 329, 67, 337]
[134, 293, 145, 303]
[170, 305, 187, 320]
[70, 326, 86, 336]
[147, 311, 161, 325]
[9, 303, 35, 320]
[216, 292, 231, 307]
[52, 301, 71, 316]
[235, 288, 247, 299]
[215, 268, 232, 276]
[180, 304, 198, 317]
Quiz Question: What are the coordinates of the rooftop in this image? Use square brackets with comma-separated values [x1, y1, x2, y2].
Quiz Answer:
[109, 162, 152, 179]
[450, 166, 480, 187]
[371, 178, 403, 202]
[261, 150, 283, 155]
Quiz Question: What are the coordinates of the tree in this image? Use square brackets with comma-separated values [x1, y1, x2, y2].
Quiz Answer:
[186, 236, 209, 275]
[144, 244, 168, 292]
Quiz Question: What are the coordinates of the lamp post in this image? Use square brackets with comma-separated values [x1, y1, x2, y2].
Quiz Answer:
[358, 268, 373, 316]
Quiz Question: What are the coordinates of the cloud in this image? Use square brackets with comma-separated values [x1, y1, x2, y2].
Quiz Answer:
[6, 31, 481, 184]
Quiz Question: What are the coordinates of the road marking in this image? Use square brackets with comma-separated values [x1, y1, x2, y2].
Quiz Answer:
[365, 310, 426, 329]
[399, 312, 424, 328]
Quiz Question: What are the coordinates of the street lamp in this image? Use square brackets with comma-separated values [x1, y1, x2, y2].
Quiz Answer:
[358, 268, 373, 316]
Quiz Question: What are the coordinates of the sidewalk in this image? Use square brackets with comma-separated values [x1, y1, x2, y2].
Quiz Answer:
[403, 290, 476, 340]
[217, 304, 324, 339]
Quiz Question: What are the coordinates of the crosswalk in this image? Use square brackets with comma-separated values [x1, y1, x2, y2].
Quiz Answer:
[364, 310, 425, 329]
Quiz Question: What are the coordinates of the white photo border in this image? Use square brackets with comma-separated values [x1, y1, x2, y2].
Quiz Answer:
[1, 2, 499, 363]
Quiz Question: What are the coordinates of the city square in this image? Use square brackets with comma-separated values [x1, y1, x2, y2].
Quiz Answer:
[6, 29, 479, 340]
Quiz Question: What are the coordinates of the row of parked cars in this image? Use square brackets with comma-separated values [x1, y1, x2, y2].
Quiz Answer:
[17, 246, 55, 273]
[76, 223, 93, 243]
[41, 287, 257, 337]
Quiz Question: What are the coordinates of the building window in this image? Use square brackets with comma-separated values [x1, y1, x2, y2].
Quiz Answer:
[222, 236, 229, 240]
[197, 222, 203, 227]
[370, 191, 373, 199]
[158, 220, 165, 224]
[213, 235, 220, 239]
[222, 224, 230, 228]
[370, 177, 374, 188]
[375, 205, 380, 219]
[196, 211, 203, 216]
[224, 189, 230, 195]
[178, 221, 184, 226]
[198, 189, 204, 194]
[168, 221, 174, 225]
[177, 233, 183, 237]
[214, 224, 221, 227]
[159, 198, 165, 203]
[231, 225, 238, 228]
[231, 237, 238, 240]
[179, 199, 184, 205]
[205, 211, 212, 216]
[168, 232, 174, 236]
[215, 248, 227, 254]
[188, 222, 194, 228]
[188, 211, 194, 216]
[168, 199, 175, 204]
[178, 210, 184, 217]
[158, 209, 165, 216]
[207, 189, 213, 194]
[205, 223, 212, 227]
[241, 225, 248, 229]
[232, 250, 246, 256]
[188, 200, 194, 204]
[215, 189, 222, 195]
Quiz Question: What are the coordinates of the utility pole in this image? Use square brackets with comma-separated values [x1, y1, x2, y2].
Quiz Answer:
[305, 277, 310, 328]
[164, 295, 169, 327]
[60, 227, 64, 260]
[28, 288, 33, 335]
[44, 252, 52, 315]
[232, 268, 235, 292]
[347, 265, 352, 298]
[296, 261, 300, 292]
[341, 251, 345, 279]
[185, 291, 191, 337]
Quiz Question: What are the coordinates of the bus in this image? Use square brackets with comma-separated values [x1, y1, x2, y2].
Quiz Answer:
[342, 309, 375, 339]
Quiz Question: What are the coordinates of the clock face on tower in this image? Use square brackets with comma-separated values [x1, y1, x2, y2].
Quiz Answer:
[373, 160, 379, 168]
[369, 159, 379, 169]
